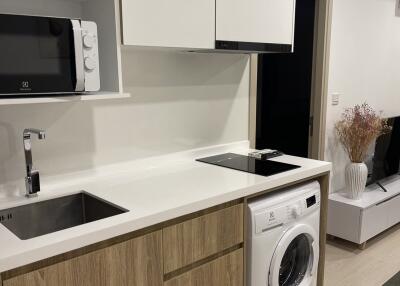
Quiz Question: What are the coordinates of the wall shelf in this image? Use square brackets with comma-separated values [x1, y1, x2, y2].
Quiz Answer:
[0, 0, 124, 97]
[0, 92, 131, 106]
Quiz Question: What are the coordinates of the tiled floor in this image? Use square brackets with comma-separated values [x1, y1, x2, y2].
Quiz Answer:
[324, 224, 400, 286]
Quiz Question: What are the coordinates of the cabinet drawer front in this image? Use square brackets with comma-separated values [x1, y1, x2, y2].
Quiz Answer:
[163, 204, 244, 273]
[3, 231, 163, 286]
[164, 248, 243, 286]
[216, 0, 295, 45]
[386, 195, 400, 227]
[360, 203, 389, 242]
[361, 194, 400, 242]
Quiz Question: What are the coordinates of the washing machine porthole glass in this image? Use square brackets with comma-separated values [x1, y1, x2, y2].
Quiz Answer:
[279, 234, 312, 286]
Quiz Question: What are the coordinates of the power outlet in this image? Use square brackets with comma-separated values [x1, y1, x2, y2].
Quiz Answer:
[331, 93, 341, 106]
[397, 0, 400, 17]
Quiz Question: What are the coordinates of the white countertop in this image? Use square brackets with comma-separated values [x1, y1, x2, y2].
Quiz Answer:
[0, 142, 331, 273]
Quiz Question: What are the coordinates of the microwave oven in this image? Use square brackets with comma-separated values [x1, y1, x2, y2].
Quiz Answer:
[0, 14, 100, 96]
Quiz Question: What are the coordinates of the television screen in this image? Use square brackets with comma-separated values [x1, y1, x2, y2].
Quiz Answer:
[367, 116, 400, 185]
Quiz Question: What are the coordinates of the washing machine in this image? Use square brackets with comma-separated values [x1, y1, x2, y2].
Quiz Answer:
[247, 181, 320, 286]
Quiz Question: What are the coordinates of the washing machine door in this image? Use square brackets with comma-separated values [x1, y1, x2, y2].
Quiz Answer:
[269, 224, 319, 286]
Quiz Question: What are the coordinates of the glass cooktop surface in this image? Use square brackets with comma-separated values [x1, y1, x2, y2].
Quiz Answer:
[196, 153, 300, 177]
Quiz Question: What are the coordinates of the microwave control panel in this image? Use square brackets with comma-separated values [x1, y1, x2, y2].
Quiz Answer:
[81, 21, 100, 92]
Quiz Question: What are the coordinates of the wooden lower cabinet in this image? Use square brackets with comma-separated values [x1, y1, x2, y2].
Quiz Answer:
[163, 204, 244, 273]
[2, 202, 246, 286]
[164, 248, 243, 286]
[3, 231, 163, 286]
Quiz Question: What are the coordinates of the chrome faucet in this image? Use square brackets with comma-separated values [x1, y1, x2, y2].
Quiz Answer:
[23, 128, 46, 197]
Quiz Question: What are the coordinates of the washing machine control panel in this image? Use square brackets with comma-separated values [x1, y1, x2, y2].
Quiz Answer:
[254, 192, 320, 234]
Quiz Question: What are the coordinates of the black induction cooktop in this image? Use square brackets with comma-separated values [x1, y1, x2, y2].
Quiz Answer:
[196, 153, 300, 177]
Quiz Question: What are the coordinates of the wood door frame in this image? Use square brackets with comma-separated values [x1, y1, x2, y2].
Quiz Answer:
[309, 0, 333, 160]
[249, 0, 333, 161]
[249, 54, 258, 149]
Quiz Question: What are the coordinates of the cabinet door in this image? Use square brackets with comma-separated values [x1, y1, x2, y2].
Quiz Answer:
[4, 231, 163, 286]
[386, 195, 400, 227]
[360, 203, 389, 243]
[163, 204, 244, 273]
[121, 0, 215, 49]
[164, 248, 243, 286]
[216, 0, 296, 46]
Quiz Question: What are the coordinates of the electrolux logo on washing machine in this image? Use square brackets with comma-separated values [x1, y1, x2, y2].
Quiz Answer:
[268, 211, 276, 223]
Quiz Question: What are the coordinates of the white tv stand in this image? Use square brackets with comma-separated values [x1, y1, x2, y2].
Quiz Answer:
[327, 174, 400, 249]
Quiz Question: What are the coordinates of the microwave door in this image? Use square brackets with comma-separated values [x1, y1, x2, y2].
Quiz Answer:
[0, 14, 78, 95]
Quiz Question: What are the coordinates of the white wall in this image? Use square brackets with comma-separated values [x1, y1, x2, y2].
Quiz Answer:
[0, 0, 83, 18]
[0, 51, 250, 196]
[325, 0, 400, 191]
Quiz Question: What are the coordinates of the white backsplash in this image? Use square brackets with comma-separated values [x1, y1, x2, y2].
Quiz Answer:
[0, 51, 250, 195]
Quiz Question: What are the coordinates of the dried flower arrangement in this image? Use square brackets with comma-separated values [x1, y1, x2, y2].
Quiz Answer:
[335, 103, 391, 163]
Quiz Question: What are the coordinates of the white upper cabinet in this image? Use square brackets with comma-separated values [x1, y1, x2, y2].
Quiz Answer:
[216, 0, 296, 52]
[120, 0, 296, 53]
[121, 0, 215, 49]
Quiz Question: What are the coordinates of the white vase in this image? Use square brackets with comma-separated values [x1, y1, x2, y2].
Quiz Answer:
[345, 162, 368, 200]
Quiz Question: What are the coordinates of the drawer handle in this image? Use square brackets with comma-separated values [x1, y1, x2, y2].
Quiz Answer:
[376, 193, 400, 206]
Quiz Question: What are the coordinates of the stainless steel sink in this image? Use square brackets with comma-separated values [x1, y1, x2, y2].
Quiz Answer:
[0, 192, 128, 240]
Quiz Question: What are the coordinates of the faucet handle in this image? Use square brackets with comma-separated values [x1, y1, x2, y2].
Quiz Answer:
[23, 129, 46, 140]
[25, 171, 40, 197]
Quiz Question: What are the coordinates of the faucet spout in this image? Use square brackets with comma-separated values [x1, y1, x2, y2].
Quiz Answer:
[23, 128, 46, 197]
